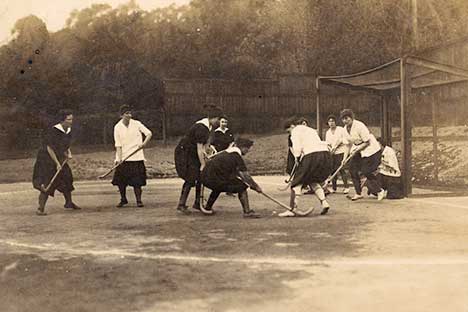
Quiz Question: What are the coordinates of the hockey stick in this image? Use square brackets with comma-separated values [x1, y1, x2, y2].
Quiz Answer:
[40, 158, 69, 193]
[322, 150, 357, 188]
[238, 176, 314, 217]
[98, 146, 143, 179]
[278, 152, 303, 191]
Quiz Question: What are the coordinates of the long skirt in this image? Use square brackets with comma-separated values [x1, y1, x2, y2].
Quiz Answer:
[378, 174, 404, 199]
[112, 161, 147, 187]
[32, 151, 74, 196]
[175, 142, 200, 185]
[290, 151, 333, 188]
[201, 172, 248, 194]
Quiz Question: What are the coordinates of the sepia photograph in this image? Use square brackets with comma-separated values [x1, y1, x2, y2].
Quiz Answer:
[1, 0, 468, 311]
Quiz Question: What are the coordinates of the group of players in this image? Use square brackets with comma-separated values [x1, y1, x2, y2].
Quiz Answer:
[32, 104, 402, 217]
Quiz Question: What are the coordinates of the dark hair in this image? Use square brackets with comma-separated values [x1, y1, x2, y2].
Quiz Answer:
[296, 116, 309, 126]
[57, 109, 73, 122]
[376, 137, 387, 147]
[235, 137, 254, 149]
[119, 104, 132, 116]
[219, 114, 229, 121]
[339, 109, 354, 120]
[283, 116, 297, 130]
[205, 105, 224, 119]
[327, 114, 337, 122]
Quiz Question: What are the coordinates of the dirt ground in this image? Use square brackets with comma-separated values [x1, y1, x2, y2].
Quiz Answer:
[1, 176, 468, 312]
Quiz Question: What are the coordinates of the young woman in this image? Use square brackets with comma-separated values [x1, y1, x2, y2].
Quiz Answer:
[340, 109, 385, 201]
[32, 109, 80, 215]
[376, 138, 403, 199]
[112, 105, 152, 208]
[281, 117, 333, 217]
[210, 116, 234, 153]
[200, 137, 262, 218]
[175, 105, 223, 214]
[325, 115, 351, 194]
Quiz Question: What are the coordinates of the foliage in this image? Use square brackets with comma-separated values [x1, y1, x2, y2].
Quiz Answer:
[0, 0, 468, 148]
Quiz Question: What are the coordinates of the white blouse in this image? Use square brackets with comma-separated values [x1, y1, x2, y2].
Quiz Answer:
[114, 119, 152, 161]
[290, 125, 329, 157]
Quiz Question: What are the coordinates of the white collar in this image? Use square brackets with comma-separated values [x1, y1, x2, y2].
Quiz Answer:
[215, 127, 229, 133]
[196, 118, 211, 131]
[225, 146, 242, 155]
[54, 123, 71, 134]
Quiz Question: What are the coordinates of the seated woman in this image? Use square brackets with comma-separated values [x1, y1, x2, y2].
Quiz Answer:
[376, 138, 404, 199]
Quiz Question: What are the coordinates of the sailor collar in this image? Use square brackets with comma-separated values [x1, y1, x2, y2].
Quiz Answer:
[54, 123, 71, 134]
[196, 118, 211, 131]
[225, 146, 242, 155]
[214, 127, 229, 134]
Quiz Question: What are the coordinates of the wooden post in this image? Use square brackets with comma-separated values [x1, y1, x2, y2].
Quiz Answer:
[380, 96, 387, 142]
[431, 94, 439, 182]
[315, 77, 322, 138]
[161, 107, 167, 145]
[411, 0, 419, 50]
[400, 57, 413, 196]
[381, 94, 393, 146]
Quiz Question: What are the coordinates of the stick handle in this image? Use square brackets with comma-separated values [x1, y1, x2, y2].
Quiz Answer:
[44, 158, 69, 192]
[323, 152, 355, 186]
[98, 146, 143, 179]
[260, 192, 294, 212]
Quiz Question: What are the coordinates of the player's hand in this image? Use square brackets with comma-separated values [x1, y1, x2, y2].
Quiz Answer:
[200, 164, 206, 171]
[253, 185, 263, 193]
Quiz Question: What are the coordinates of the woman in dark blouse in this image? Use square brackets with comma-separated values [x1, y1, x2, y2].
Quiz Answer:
[32, 110, 80, 215]
[210, 116, 234, 153]
[174, 105, 223, 214]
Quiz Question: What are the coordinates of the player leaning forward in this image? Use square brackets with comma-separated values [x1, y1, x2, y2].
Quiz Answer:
[200, 138, 262, 218]
[175, 105, 223, 214]
[280, 117, 333, 217]
[112, 105, 152, 208]
[340, 109, 385, 201]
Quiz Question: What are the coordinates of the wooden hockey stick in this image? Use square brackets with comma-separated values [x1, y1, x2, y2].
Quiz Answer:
[41, 158, 69, 193]
[238, 175, 314, 217]
[98, 146, 143, 179]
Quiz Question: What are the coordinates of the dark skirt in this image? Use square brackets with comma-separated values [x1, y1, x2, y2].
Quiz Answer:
[291, 151, 333, 187]
[112, 161, 147, 187]
[201, 174, 247, 194]
[378, 174, 404, 199]
[350, 150, 382, 177]
[174, 141, 200, 184]
[32, 151, 74, 196]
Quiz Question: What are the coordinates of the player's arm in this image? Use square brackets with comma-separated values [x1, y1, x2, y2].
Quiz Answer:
[238, 171, 262, 193]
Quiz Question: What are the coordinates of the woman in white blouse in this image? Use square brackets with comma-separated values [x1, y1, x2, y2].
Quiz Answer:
[340, 109, 385, 201]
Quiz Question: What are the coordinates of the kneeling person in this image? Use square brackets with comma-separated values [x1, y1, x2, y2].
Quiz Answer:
[201, 138, 262, 218]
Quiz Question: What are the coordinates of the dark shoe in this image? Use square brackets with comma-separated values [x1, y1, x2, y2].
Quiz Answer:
[64, 203, 81, 210]
[36, 208, 47, 216]
[136, 201, 144, 207]
[177, 205, 191, 214]
[243, 210, 261, 218]
[192, 202, 201, 211]
[116, 199, 128, 208]
[320, 200, 330, 215]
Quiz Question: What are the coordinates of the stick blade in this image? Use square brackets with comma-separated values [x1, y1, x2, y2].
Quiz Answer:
[293, 206, 315, 217]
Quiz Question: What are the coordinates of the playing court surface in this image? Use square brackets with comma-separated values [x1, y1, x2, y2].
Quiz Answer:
[1, 176, 468, 312]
